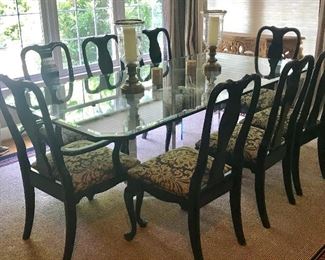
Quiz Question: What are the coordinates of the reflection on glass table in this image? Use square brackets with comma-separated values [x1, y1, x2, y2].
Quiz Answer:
[7, 53, 287, 145]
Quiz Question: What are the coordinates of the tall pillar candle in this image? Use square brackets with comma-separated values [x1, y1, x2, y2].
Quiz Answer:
[207, 16, 219, 46]
[123, 27, 138, 63]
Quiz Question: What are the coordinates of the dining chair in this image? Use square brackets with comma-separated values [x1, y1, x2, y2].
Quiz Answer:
[197, 55, 314, 229]
[123, 74, 261, 260]
[291, 51, 325, 195]
[81, 34, 125, 92]
[241, 26, 302, 112]
[20, 42, 89, 144]
[82, 34, 120, 77]
[141, 28, 175, 151]
[142, 27, 172, 66]
[0, 74, 140, 260]
[21, 41, 74, 92]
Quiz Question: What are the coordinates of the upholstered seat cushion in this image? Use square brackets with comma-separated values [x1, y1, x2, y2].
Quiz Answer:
[32, 140, 139, 193]
[250, 107, 293, 132]
[241, 88, 275, 112]
[195, 124, 267, 163]
[61, 128, 89, 145]
[128, 146, 231, 197]
[39, 126, 88, 145]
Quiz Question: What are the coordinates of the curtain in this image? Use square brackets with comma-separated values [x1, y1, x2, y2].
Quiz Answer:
[185, 0, 200, 56]
[163, 0, 186, 58]
[164, 0, 204, 57]
[315, 0, 325, 57]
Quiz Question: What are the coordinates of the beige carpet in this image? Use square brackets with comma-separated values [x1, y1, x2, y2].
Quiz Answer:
[1, 115, 325, 259]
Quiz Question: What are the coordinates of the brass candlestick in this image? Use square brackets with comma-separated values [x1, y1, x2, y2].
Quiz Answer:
[121, 63, 144, 94]
[204, 45, 221, 81]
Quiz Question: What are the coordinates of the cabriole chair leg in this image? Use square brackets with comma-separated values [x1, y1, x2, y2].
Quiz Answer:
[292, 145, 303, 195]
[135, 190, 147, 227]
[188, 205, 203, 260]
[124, 186, 137, 241]
[22, 186, 35, 240]
[230, 187, 246, 245]
[282, 155, 296, 204]
[63, 202, 77, 260]
[254, 170, 271, 228]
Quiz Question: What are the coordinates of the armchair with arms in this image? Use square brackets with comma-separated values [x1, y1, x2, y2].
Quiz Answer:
[0, 75, 139, 260]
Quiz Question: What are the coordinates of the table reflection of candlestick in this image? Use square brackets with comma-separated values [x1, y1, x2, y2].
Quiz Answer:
[186, 60, 197, 83]
[124, 92, 144, 157]
[151, 67, 163, 88]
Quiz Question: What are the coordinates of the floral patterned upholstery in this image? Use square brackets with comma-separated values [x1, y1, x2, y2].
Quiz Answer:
[128, 146, 231, 197]
[39, 126, 88, 145]
[241, 88, 275, 112]
[61, 128, 88, 145]
[196, 124, 268, 163]
[250, 107, 293, 132]
[32, 140, 140, 193]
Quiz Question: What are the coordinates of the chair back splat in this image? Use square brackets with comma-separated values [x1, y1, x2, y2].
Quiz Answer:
[20, 42, 74, 104]
[123, 74, 261, 260]
[82, 34, 121, 77]
[241, 26, 302, 113]
[259, 55, 314, 158]
[142, 27, 172, 65]
[82, 34, 125, 91]
[255, 26, 301, 78]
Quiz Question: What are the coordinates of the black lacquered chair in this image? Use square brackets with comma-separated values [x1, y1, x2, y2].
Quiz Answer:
[81, 34, 125, 92]
[0, 74, 139, 260]
[142, 28, 184, 152]
[20, 42, 88, 144]
[123, 74, 261, 260]
[291, 51, 325, 195]
[197, 55, 314, 229]
[142, 28, 172, 66]
[241, 26, 302, 112]
[21, 41, 74, 103]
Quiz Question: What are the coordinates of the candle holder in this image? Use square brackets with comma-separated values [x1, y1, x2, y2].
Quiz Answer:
[115, 19, 144, 94]
[201, 10, 226, 81]
[122, 63, 144, 94]
[204, 45, 221, 80]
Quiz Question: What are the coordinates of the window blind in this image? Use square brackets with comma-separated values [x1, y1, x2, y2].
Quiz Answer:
[208, 0, 319, 55]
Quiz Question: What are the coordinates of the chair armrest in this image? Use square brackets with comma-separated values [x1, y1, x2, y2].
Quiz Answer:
[61, 139, 113, 156]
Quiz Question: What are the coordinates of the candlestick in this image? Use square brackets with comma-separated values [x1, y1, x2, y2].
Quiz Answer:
[121, 63, 144, 94]
[151, 67, 163, 87]
[204, 45, 221, 81]
[123, 27, 138, 63]
[207, 16, 219, 46]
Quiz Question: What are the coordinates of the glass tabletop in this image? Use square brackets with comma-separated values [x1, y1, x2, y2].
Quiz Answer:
[9, 52, 286, 140]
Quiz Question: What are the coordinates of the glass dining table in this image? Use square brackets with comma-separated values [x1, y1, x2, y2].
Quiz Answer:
[9, 52, 286, 156]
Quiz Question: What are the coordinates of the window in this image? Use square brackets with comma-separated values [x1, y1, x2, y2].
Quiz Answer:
[0, 0, 163, 79]
[207, 0, 319, 55]
[0, 0, 43, 78]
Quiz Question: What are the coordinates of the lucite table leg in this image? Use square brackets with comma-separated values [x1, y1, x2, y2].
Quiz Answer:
[171, 122, 176, 150]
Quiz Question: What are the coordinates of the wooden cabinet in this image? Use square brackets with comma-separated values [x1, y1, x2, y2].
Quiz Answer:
[218, 32, 305, 58]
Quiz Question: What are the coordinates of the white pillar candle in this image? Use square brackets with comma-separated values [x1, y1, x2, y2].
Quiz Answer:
[123, 27, 138, 63]
[207, 16, 220, 46]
